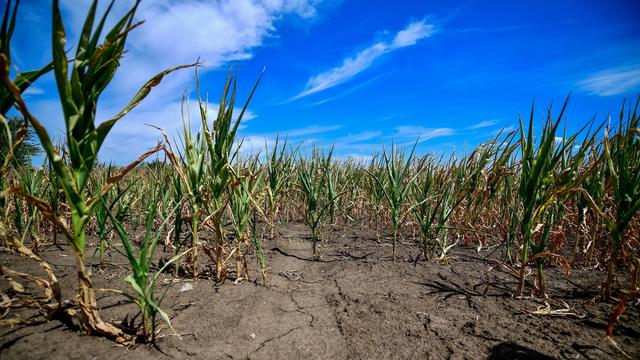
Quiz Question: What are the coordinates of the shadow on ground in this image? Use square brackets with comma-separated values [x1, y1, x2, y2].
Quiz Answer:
[488, 342, 555, 360]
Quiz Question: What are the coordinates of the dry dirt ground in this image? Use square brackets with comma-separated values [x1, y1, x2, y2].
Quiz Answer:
[1, 222, 639, 359]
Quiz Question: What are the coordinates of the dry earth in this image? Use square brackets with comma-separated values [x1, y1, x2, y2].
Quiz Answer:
[1, 222, 638, 359]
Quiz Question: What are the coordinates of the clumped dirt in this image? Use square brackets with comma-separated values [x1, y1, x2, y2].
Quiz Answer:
[1, 223, 638, 359]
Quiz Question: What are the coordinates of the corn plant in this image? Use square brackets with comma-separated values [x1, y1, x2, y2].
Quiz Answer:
[45, 142, 64, 245]
[229, 157, 264, 282]
[366, 154, 387, 239]
[410, 157, 464, 260]
[298, 146, 340, 258]
[432, 154, 479, 259]
[17, 163, 47, 249]
[326, 160, 338, 225]
[264, 136, 295, 238]
[334, 160, 359, 225]
[367, 142, 423, 261]
[105, 184, 187, 343]
[198, 68, 263, 281]
[485, 134, 519, 262]
[169, 168, 185, 254]
[0, 0, 192, 341]
[151, 163, 175, 228]
[410, 157, 437, 260]
[91, 165, 113, 263]
[251, 208, 268, 285]
[0, 34, 60, 325]
[0, 115, 13, 215]
[461, 139, 503, 223]
[159, 98, 208, 276]
[601, 99, 640, 300]
[501, 171, 521, 263]
[574, 145, 606, 267]
[91, 167, 137, 265]
[515, 98, 587, 297]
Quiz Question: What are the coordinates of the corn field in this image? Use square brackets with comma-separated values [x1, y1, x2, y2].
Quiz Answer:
[0, 1, 639, 358]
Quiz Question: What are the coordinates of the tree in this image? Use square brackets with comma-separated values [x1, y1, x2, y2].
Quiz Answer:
[0, 115, 41, 167]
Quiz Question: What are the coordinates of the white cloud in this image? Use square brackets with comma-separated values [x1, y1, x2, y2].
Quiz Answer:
[469, 120, 497, 129]
[292, 18, 434, 99]
[234, 124, 461, 160]
[392, 126, 455, 143]
[335, 130, 381, 143]
[232, 123, 341, 154]
[577, 66, 640, 96]
[42, 0, 323, 163]
[29, 97, 257, 163]
[282, 124, 342, 137]
[306, 71, 392, 106]
[23, 86, 44, 97]
[492, 125, 515, 136]
[333, 132, 382, 155]
[105, 0, 323, 93]
[262, 0, 323, 18]
[391, 20, 434, 48]
[294, 43, 387, 99]
[236, 135, 277, 156]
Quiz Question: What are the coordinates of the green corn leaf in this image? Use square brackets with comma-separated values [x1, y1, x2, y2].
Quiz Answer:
[96, 63, 197, 148]
[124, 274, 145, 298]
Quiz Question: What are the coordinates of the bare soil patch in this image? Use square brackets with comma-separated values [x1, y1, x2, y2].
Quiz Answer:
[1, 223, 638, 359]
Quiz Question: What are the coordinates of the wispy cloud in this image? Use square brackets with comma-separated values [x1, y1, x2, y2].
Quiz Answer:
[235, 123, 469, 159]
[240, 123, 342, 141]
[235, 124, 343, 155]
[448, 24, 538, 34]
[292, 18, 434, 100]
[23, 86, 44, 97]
[335, 130, 382, 143]
[468, 119, 497, 129]
[306, 71, 393, 107]
[492, 125, 515, 136]
[281, 124, 342, 137]
[330, 131, 383, 154]
[391, 19, 435, 47]
[577, 66, 640, 96]
[390, 126, 455, 143]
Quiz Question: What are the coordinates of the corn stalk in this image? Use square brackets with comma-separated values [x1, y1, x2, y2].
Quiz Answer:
[0, 0, 192, 341]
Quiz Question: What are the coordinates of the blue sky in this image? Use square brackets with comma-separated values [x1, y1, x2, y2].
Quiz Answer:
[12, 0, 640, 163]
